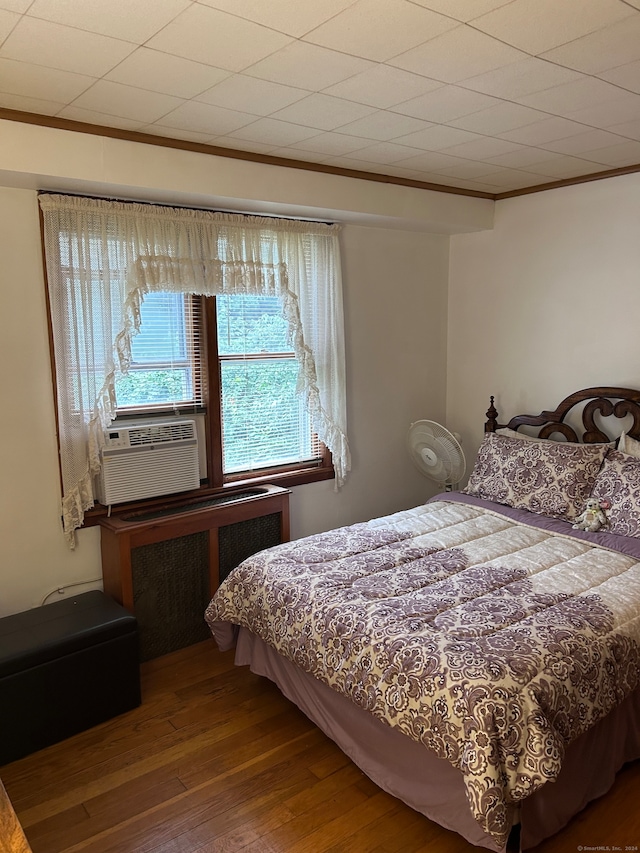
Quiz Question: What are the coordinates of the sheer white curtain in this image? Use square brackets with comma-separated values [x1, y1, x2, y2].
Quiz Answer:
[39, 194, 350, 546]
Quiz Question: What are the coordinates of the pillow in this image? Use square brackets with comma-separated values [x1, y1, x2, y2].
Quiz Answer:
[618, 430, 640, 459]
[590, 449, 640, 537]
[496, 427, 550, 442]
[497, 427, 614, 447]
[464, 432, 609, 521]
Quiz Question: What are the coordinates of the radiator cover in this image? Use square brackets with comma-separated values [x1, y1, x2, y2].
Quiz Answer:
[99, 485, 290, 661]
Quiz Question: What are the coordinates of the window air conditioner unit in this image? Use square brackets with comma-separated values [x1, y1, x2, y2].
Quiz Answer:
[96, 419, 200, 506]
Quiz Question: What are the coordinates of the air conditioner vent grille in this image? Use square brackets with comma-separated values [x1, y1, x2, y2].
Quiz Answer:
[127, 421, 196, 446]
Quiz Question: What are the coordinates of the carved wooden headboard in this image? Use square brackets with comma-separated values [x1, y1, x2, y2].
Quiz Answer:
[485, 387, 640, 443]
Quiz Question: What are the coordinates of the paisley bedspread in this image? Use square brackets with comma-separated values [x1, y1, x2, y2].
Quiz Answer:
[205, 495, 640, 847]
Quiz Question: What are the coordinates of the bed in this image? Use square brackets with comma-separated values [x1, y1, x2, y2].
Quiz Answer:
[205, 386, 640, 851]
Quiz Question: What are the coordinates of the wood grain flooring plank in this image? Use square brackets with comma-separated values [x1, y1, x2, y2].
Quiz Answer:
[1, 639, 638, 853]
[52, 731, 334, 853]
[23, 778, 187, 853]
[283, 763, 372, 817]
[279, 790, 400, 853]
[14, 682, 303, 829]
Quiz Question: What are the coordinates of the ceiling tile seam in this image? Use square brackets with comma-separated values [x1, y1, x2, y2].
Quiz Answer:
[6, 103, 640, 200]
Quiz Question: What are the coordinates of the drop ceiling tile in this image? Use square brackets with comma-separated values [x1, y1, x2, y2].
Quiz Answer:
[320, 154, 399, 174]
[58, 105, 148, 130]
[537, 129, 630, 155]
[336, 110, 433, 142]
[146, 5, 293, 73]
[394, 149, 476, 170]
[270, 94, 376, 131]
[0, 0, 30, 11]
[288, 132, 374, 156]
[0, 56, 94, 101]
[571, 139, 640, 166]
[518, 77, 634, 113]
[598, 60, 640, 95]
[195, 0, 356, 38]
[323, 66, 443, 109]
[301, 0, 457, 62]
[155, 101, 257, 136]
[449, 102, 547, 135]
[27, 0, 191, 42]
[521, 155, 606, 178]
[431, 159, 501, 178]
[226, 117, 322, 146]
[565, 92, 640, 128]
[391, 85, 500, 123]
[389, 26, 526, 83]
[0, 8, 18, 39]
[344, 141, 430, 164]
[106, 49, 231, 99]
[0, 91, 64, 115]
[500, 116, 595, 145]
[407, 0, 513, 24]
[439, 135, 524, 160]
[473, 168, 553, 188]
[386, 166, 430, 181]
[472, 0, 633, 55]
[541, 15, 640, 74]
[449, 101, 546, 136]
[244, 41, 375, 90]
[459, 57, 584, 100]
[0, 17, 135, 77]
[394, 123, 482, 150]
[70, 80, 185, 124]
[141, 124, 219, 144]
[607, 118, 640, 140]
[196, 75, 307, 116]
[483, 147, 562, 168]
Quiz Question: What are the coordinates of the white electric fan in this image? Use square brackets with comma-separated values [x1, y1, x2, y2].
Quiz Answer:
[407, 420, 466, 491]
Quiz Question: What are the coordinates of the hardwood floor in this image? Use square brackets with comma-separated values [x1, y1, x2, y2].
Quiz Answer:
[1, 639, 639, 853]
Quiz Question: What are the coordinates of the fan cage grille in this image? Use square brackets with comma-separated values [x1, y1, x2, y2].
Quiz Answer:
[407, 420, 466, 486]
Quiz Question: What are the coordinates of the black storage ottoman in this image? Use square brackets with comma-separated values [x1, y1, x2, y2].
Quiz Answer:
[0, 590, 141, 765]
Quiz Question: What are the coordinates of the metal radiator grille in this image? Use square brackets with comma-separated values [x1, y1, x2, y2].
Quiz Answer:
[131, 532, 211, 662]
[218, 513, 282, 584]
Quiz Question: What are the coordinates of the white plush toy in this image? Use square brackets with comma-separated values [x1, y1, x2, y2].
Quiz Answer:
[572, 498, 609, 532]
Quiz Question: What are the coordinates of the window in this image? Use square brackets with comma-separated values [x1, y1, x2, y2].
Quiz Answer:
[112, 289, 324, 480]
[39, 193, 350, 545]
[216, 293, 320, 476]
[114, 292, 203, 411]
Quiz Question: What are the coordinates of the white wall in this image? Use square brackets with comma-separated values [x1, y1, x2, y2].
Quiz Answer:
[0, 122, 463, 616]
[447, 173, 640, 470]
[292, 223, 450, 537]
[0, 187, 104, 616]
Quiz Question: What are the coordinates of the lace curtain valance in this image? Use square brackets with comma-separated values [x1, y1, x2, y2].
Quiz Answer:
[39, 193, 350, 546]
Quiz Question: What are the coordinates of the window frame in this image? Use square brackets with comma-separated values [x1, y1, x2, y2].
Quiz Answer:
[79, 294, 334, 526]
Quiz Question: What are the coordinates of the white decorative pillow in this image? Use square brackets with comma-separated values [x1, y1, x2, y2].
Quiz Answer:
[618, 431, 640, 459]
[590, 449, 640, 537]
[464, 432, 609, 521]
